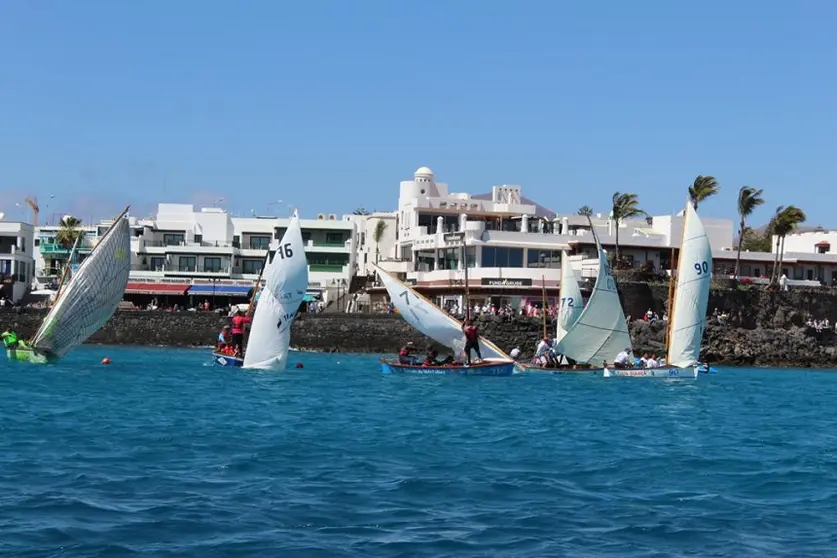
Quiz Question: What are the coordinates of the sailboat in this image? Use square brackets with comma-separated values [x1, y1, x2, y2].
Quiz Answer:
[603, 201, 712, 378]
[514, 250, 588, 373]
[551, 229, 633, 373]
[374, 265, 515, 376]
[212, 213, 308, 370]
[5, 207, 131, 364]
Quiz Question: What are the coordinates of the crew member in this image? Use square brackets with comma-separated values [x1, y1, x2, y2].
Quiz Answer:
[509, 346, 521, 361]
[1, 329, 22, 349]
[423, 349, 453, 367]
[230, 310, 250, 355]
[217, 325, 231, 351]
[614, 347, 632, 369]
[462, 319, 481, 365]
[398, 341, 417, 364]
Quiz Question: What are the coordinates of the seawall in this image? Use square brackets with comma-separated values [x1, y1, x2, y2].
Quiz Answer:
[4, 284, 837, 366]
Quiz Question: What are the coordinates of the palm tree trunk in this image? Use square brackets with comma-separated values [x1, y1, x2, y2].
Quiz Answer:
[778, 235, 786, 280]
[614, 220, 620, 262]
[734, 219, 745, 279]
[770, 236, 781, 284]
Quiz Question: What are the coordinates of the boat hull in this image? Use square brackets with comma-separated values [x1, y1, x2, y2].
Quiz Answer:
[5, 347, 53, 364]
[602, 365, 700, 378]
[212, 352, 244, 367]
[381, 358, 514, 376]
[513, 362, 600, 375]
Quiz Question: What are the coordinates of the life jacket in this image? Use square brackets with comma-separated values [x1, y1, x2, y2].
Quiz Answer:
[463, 326, 478, 342]
[399, 347, 409, 357]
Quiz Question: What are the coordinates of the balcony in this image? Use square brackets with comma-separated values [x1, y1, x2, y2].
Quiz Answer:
[141, 240, 235, 248]
[309, 264, 344, 272]
[312, 240, 348, 248]
[39, 242, 93, 254]
[132, 264, 232, 275]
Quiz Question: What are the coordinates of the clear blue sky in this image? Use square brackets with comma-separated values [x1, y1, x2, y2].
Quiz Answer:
[1, 0, 834, 228]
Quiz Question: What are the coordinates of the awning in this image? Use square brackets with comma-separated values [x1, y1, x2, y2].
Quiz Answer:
[188, 284, 252, 296]
[126, 282, 190, 295]
[302, 294, 317, 302]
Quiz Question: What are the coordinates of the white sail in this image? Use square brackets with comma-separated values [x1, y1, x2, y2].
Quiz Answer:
[667, 202, 712, 367]
[555, 241, 631, 366]
[556, 250, 584, 342]
[31, 210, 131, 357]
[373, 265, 510, 361]
[243, 214, 309, 371]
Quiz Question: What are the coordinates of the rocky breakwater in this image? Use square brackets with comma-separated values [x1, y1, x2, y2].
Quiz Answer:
[4, 284, 837, 367]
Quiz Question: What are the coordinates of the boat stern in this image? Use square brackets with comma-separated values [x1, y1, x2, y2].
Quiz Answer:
[212, 352, 244, 367]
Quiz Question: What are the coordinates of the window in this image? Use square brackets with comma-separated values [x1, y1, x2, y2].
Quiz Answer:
[242, 259, 263, 274]
[232, 235, 240, 248]
[204, 257, 222, 272]
[308, 253, 350, 265]
[526, 249, 561, 268]
[194, 234, 203, 245]
[326, 233, 344, 244]
[250, 236, 271, 249]
[302, 232, 312, 244]
[482, 247, 524, 268]
[178, 256, 196, 272]
[163, 233, 185, 246]
[150, 257, 166, 271]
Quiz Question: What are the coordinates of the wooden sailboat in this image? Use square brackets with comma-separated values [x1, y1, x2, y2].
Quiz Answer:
[5, 207, 131, 364]
[603, 201, 713, 378]
[374, 243, 514, 376]
[213, 213, 308, 369]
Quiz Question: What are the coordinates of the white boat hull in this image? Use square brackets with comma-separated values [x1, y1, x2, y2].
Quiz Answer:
[602, 365, 700, 379]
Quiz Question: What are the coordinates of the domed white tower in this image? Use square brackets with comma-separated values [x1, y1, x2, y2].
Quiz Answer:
[400, 166, 440, 202]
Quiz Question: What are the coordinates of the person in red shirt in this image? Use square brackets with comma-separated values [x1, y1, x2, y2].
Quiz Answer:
[230, 310, 251, 355]
[462, 319, 482, 365]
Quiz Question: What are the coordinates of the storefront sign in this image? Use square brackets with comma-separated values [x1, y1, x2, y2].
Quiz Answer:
[480, 278, 533, 287]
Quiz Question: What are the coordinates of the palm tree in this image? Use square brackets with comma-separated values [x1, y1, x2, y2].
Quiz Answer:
[577, 205, 593, 217]
[353, 208, 371, 215]
[373, 219, 387, 263]
[611, 192, 645, 262]
[734, 186, 765, 278]
[769, 205, 806, 284]
[55, 215, 83, 249]
[688, 175, 720, 210]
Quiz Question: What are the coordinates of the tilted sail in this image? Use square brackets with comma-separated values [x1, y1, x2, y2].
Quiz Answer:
[555, 237, 631, 365]
[556, 250, 584, 342]
[243, 214, 309, 371]
[31, 210, 131, 357]
[374, 265, 510, 361]
[667, 202, 712, 367]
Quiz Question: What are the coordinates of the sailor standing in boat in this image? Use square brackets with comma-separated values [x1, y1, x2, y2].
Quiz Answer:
[614, 348, 632, 369]
[462, 319, 482, 365]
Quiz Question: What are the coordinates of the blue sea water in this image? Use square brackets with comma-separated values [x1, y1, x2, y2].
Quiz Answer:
[2, 348, 837, 557]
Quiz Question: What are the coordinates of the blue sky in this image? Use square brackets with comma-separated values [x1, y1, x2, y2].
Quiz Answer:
[1, 1, 834, 228]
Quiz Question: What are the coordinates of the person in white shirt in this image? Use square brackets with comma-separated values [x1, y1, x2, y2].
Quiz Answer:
[614, 348, 632, 369]
[509, 347, 521, 361]
[534, 337, 551, 366]
[646, 353, 659, 368]
[639, 353, 649, 368]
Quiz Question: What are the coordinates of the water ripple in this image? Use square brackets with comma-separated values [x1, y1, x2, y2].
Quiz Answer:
[2, 347, 837, 556]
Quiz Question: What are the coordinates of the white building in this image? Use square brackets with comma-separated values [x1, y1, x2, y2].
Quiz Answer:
[371, 166, 737, 309]
[346, 211, 398, 276]
[35, 204, 356, 307]
[0, 221, 35, 302]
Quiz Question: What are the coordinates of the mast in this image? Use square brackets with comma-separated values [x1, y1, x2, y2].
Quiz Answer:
[541, 274, 548, 338]
[665, 202, 689, 363]
[242, 247, 272, 352]
[52, 234, 81, 305]
[463, 238, 470, 321]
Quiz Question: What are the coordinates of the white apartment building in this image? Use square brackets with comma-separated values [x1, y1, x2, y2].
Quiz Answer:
[370, 166, 738, 308]
[347, 211, 398, 276]
[0, 221, 35, 302]
[34, 203, 356, 306]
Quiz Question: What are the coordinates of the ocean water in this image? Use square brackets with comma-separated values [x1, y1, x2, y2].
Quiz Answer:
[1, 349, 836, 557]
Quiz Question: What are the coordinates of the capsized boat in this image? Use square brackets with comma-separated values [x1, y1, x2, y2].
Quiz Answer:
[6, 208, 131, 364]
[212, 213, 309, 371]
[374, 265, 514, 376]
[603, 201, 712, 379]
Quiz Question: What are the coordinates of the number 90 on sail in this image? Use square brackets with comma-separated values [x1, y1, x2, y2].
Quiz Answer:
[694, 261, 709, 276]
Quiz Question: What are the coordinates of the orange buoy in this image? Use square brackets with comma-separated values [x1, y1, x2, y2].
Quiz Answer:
[295, 362, 303, 368]
[101, 357, 111, 365]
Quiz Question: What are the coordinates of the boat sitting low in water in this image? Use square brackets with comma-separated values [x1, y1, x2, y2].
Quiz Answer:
[382, 358, 514, 376]
[212, 352, 243, 367]
[513, 362, 598, 374]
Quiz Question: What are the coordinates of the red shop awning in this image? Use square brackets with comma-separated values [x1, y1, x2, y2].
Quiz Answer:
[125, 282, 190, 295]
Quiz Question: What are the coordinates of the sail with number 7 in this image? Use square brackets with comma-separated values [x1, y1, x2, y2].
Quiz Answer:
[5, 207, 132, 364]
[243, 212, 309, 371]
[556, 250, 584, 342]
